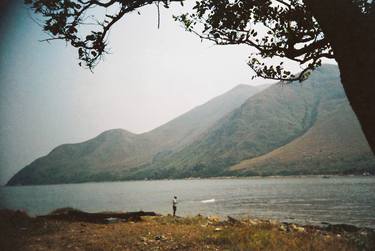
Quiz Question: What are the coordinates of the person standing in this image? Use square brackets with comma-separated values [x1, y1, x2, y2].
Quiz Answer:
[172, 196, 178, 216]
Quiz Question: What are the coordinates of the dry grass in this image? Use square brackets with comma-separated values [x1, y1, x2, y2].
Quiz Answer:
[1, 209, 373, 251]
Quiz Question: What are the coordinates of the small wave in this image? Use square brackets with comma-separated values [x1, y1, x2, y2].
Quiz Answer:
[201, 199, 215, 203]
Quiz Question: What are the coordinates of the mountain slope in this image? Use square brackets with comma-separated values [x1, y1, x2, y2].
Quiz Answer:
[6, 129, 153, 184]
[127, 65, 375, 179]
[7, 84, 264, 185]
[7, 65, 375, 185]
[144, 84, 270, 152]
[230, 99, 375, 175]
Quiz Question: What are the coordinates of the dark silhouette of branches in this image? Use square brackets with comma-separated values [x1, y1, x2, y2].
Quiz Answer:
[25, 0, 183, 69]
[175, 0, 338, 82]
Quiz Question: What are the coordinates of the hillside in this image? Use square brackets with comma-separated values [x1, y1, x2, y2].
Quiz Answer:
[144, 84, 269, 152]
[127, 65, 375, 179]
[7, 65, 375, 185]
[230, 99, 375, 176]
[5, 129, 153, 184]
[7, 84, 264, 185]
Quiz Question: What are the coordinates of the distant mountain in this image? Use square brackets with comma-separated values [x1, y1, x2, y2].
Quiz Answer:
[144, 84, 270, 152]
[125, 65, 375, 179]
[7, 65, 375, 185]
[7, 84, 265, 185]
[230, 100, 374, 175]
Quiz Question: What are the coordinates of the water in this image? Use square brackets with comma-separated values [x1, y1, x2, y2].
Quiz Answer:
[1, 176, 374, 228]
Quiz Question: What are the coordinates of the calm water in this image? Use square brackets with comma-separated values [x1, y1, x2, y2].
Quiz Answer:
[1, 177, 374, 228]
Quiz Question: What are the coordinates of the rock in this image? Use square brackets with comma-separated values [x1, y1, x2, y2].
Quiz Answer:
[208, 216, 220, 222]
[326, 223, 359, 233]
[105, 217, 119, 224]
[227, 216, 241, 225]
[155, 235, 166, 241]
[291, 224, 305, 232]
[296, 227, 305, 232]
[359, 230, 368, 236]
[248, 219, 258, 225]
[279, 225, 287, 232]
[40, 209, 159, 224]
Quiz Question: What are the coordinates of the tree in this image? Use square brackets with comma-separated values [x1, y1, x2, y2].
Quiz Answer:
[25, 0, 375, 154]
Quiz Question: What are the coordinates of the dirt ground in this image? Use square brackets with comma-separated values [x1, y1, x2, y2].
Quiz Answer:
[1, 209, 374, 251]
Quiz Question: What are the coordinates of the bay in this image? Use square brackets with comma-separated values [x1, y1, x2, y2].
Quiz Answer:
[1, 176, 374, 228]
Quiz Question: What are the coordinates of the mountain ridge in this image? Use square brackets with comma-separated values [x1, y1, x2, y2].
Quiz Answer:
[7, 84, 265, 185]
[7, 65, 375, 185]
[123, 65, 374, 179]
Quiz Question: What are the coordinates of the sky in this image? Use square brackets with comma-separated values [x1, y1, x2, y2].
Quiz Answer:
[0, 1, 328, 185]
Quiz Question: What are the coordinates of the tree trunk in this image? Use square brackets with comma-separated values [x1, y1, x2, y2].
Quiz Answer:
[304, 0, 375, 154]
[338, 54, 375, 154]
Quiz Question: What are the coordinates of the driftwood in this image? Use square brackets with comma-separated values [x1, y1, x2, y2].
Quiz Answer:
[37, 208, 159, 224]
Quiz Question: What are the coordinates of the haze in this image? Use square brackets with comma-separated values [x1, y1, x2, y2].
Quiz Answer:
[0, 1, 310, 185]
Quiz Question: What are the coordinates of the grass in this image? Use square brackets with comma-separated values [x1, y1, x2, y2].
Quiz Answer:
[1, 209, 373, 251]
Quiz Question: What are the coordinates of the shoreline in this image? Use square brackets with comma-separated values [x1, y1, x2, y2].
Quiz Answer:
[1, 208, 374, 250]
[3, 174, 374, 187]
[1, 207, 373, 230]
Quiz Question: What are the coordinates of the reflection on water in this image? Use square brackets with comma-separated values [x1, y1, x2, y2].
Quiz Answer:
[1, 176, 374, 228]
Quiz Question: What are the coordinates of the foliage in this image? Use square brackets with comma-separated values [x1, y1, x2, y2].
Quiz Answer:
[175, 0, 374, 82]
[24, 0, 374, 80]
[176, 0, 332, 82]
[24, 0, 184, 69]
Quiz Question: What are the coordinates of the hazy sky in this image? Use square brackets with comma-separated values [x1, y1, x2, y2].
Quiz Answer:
[0, 1, 331, 185]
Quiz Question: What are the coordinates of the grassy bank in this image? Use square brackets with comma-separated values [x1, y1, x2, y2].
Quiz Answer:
[1, 208, 374, 251]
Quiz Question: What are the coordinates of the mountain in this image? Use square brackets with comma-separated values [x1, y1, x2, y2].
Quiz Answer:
[125, 65, 375, 179]
[230, 99, 375, 175]
[143, 84, 270, 152]
[6, 129, 152, 185]
[7, 65, 375, 185]
[7, 84, 266, 185]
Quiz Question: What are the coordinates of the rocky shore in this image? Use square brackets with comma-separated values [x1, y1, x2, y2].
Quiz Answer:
[1, 208, 374, 250]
